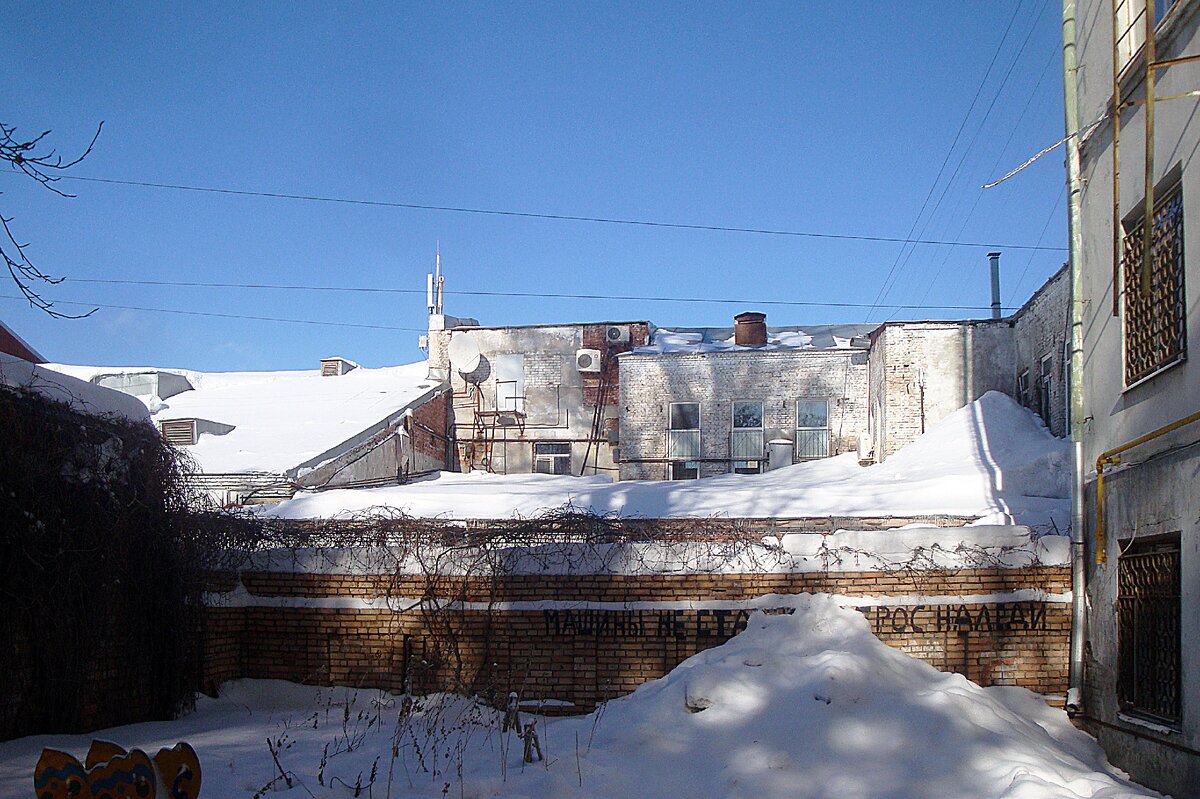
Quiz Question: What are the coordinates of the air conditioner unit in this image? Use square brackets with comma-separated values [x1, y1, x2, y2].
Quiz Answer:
[605, 325, 631, 345]
[576, 348, 602, 373]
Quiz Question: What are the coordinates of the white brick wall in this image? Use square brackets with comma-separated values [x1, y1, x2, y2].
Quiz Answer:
[618, 349, 869, 480]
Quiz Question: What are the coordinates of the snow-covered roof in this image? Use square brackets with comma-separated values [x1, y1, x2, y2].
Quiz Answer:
[0, 319, 45, 363]
[632, 323, 877, 354]
[265, 391, 1070, 528]
[42, 361, 444, 474]
[0, 353, 150, 423]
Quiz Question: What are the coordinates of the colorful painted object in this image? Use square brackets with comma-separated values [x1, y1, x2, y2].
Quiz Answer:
[152, 743, 201, 799]
[33, 749, 89, 799]
[34, 742, 200, 799]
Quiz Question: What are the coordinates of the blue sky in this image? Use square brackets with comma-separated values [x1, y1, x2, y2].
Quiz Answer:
[2, 1, 1067, 371]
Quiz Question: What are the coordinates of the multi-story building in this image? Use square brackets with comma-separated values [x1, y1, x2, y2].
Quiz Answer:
[1067, 0, 1200, 794]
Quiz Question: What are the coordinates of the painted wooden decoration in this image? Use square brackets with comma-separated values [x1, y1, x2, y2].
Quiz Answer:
[33, 749, 89, 799]
[85, 749, 156, 798]
[152, 743, 201, 799]
[34, 742, 200, 799]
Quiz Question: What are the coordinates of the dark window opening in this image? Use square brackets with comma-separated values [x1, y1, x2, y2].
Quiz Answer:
[1117, 535, 1182, 725]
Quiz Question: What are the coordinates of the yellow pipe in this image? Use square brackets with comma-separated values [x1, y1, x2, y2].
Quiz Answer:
[1094, 409, 1200, 564]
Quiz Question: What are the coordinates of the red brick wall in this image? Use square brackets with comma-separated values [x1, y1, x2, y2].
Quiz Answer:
[410, 389, 450, 465]
[581, 323, 650, 407]
[205, 566, 1070, 710]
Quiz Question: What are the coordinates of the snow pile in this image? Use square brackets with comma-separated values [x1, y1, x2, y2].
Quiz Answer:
[0, 353, 149, 423]
[634, 323, 873, 353]
[43, 361, 441, 473]
[0, 596, 1158, 798]
[267, 391, 1070, 528]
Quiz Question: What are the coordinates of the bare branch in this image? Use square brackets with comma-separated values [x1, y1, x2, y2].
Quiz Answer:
[0, 121, 103, 316]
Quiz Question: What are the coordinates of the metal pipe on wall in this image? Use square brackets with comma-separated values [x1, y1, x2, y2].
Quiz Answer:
[1061, 0, 1088, 715]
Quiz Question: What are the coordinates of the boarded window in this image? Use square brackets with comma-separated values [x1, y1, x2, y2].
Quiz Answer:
[731, 401, 763, 474]
[1037, 355, 1054, 424]
[1122, 182, 1187, 386]
[495, 353, 525, 412]
[533, 442, 571, 475]
[1117, 536, 1181, 725]
[795, 399, 829, 460]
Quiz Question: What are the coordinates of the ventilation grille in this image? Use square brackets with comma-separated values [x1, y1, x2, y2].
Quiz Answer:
[160, 419, 196, 446]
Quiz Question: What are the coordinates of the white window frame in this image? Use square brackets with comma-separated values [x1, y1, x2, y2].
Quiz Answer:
[730, 400, 764, 474]
[668, 401, 701, 480]
[533, 442, 571, 475]
[795, 398, 830, 460]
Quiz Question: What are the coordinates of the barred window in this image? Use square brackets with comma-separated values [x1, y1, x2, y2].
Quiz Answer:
[795, 399, 830, 460]
[668, 402, 700, 480]
[731, 401, 764, 474]
[1122, 182, 1187, 386]
[1117, 536, 1181, 725]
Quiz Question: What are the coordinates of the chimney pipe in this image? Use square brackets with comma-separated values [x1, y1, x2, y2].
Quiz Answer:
[988, 252, 1002, 319]
[734, 312, 767, 347]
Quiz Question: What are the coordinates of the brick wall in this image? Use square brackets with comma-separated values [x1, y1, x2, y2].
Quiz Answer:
[410, 389, 450, 471]
[204, 566, 1070, 710]
[618, 349, 870, 480]
[1011, 265, 1070, 437]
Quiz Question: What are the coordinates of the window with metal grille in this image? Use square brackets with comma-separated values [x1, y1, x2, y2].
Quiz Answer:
[795, 399, 829, 460]
[1117, 536, 1181, 725]
[1122, 182, 1187, 386]
[160, 419, 196, 446]
[533, 442, 571, 475]
[668, 402, 700, 480]
[731, 401, 763, 474]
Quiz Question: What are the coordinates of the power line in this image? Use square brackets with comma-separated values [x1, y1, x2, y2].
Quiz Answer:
[9, 171, 1068, 252]
[0, 294, 427, 332]
[865, 0, 1027, 319]
[63, 277, 1025, 312]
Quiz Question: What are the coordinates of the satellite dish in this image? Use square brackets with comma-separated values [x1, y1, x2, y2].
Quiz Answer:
[448, 333, 481, 373]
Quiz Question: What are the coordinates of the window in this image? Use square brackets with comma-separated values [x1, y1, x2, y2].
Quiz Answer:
[1117, 536, 1181, 725]
[160, 419, 196, 446]
[1122, 181, 1186, 386]
[533, 442, 571, 475]
[668, 402, 700, 480]
[1037, 355, 1054, 424]
[1116, 0, 1179, 70]
[795, 399, 829, 460]
[1017, 370, 1032, 408]
[731, 401, 764, 474]
[495, 353, 525, 412]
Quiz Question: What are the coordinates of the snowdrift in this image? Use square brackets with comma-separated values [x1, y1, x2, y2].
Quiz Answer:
[0, 595, 1158, 798]
[267, 391, 1071, 528]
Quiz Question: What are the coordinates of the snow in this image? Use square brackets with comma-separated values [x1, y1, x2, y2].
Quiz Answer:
[633, 323, 874, 353]
[228, 525, 1069, 579]
[42, 360, 442, 474]
[266, 391, 1071, 528]
[0, 352, 150, 423]
[0, 595, 1159, 799]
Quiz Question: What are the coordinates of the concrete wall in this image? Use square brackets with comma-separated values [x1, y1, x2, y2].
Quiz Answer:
[430, 321, 649, 476]
[618, 349, 869, 480]
[1072, 2, 1200, 794]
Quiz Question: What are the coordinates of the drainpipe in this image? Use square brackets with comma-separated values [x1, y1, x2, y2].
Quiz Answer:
[1061, 0, 1087, 716]
[988, 252, 1003, 319]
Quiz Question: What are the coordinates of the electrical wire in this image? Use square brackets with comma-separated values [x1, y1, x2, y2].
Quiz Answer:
[0, 171, 1067, 252]
[61, 277, 1027, 312]
[0, 294, 427, 332]
[863, 0, 1028, 320]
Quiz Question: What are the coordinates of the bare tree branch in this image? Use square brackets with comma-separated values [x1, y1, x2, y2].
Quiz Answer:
[1, 121, 103, 318]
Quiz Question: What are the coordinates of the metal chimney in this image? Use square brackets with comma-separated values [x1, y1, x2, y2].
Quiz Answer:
[987, 252, 1002, 319]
